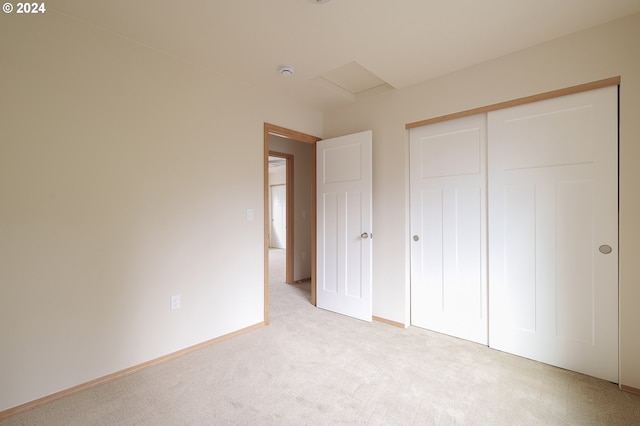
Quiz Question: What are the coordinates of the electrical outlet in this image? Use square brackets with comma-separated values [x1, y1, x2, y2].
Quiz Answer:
[170, 294, 181, 310]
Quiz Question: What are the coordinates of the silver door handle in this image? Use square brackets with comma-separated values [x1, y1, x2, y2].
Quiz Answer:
[361, 233, 369, 239]
[413, 235, 419, 241]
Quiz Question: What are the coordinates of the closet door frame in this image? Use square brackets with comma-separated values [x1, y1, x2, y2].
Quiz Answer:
[406, 77, 619, 130]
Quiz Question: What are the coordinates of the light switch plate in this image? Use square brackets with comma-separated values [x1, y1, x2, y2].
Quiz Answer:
[171, 294, 181, 310]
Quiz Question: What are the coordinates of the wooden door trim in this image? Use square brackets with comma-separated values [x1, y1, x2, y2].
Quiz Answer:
[264, 123, 321, 325]
[265, 123, 320, 144]
[405, 76, 620, 129]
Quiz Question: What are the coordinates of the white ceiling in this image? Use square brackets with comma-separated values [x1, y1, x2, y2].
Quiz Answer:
[50, 0, 640, 112]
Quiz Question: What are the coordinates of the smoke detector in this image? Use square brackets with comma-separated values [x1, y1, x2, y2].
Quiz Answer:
[279, 65, 295, 77]
[308, 0, 331, 3]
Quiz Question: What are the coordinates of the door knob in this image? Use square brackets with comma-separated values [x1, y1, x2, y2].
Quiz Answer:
[599, 245, 612, 254]
[361, 233, 369, 239]
[413, 235, 419, 241]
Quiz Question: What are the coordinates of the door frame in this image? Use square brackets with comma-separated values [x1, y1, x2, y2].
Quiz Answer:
[264, 123, 321, 324]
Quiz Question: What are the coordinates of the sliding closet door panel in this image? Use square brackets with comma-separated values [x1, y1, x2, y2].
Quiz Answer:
[503, 183, 536, 333]
[410, 114, 487, 345]
[488, 86, 618, 382]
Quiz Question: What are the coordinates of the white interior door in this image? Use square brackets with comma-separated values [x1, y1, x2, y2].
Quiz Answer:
[270, 185, 286, 249]
[488, 86, 618, 382]
[410, 114, 488, 344]
[317, 130, 372, 321]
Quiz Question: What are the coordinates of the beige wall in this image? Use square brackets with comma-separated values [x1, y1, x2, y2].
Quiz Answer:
[268, 135, 314, 281]
[0, 11, 321, 411]
[323, 13, 640, 389]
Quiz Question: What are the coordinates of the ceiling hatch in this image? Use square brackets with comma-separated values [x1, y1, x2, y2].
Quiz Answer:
[315, 61, 395, 101]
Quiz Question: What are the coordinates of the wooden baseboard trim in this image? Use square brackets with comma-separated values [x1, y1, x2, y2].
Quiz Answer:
[0, 322, 265, 421]
[621, 384, 640, 396]
[373, 316, 406, 328]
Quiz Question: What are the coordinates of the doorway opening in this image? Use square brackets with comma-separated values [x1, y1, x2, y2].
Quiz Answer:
[263, 123, 321, 325]
[268, 152, 293, 283]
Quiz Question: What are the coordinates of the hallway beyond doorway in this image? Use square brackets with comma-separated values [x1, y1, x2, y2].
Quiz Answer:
[269, 248, 311, 305]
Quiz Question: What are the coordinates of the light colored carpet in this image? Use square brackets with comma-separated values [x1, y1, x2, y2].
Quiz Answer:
[2, 248, 639, 425]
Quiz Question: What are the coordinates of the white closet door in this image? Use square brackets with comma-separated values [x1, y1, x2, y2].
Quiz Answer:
[488, 86, 618, 382]
[410, 114, 487, 344]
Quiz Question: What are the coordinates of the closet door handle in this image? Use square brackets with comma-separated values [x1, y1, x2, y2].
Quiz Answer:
[413, 235, 420, 242]
[599, 245, 612, 254]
